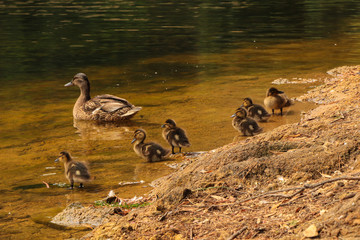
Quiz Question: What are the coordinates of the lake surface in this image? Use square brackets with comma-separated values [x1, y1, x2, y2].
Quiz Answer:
[1, 0, 360, 239]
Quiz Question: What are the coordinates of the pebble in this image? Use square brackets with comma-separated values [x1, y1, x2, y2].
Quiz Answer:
[303, 224, 318, 238]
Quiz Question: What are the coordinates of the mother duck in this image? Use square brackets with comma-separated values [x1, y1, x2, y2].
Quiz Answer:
[65, 73, 142, 121]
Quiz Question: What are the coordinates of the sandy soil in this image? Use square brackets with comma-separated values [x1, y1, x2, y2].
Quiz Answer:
[54, 65, 360, 239]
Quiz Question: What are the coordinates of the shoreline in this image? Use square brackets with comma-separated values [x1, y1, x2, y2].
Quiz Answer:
[55, 65, 360, 239]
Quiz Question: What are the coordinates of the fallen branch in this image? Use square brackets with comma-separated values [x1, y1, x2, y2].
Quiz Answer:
[227, 226, 248, 240]
[303, 176, 360, 189]
[236, 175, 360, 204]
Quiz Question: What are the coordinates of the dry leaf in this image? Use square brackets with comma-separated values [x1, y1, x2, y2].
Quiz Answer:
[211, 195, 226, 201]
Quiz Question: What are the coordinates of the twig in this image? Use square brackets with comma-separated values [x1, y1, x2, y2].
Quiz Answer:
[236, 175, 360, 204]
[42, 181, 50, 188]
[236, 187, 303, 204]
[227, 226, 248, 240]
[303, 176, 360, 189]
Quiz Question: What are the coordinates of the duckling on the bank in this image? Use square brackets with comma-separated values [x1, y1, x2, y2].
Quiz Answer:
[131, 129, 170, 162]
[264, 87, 292, 116]
[161, 119, 191, 154]
[55, 151, 92, 190]
[65, 73, 142, 121]
[231, 107, 262, 136]
[242, 97, 271, 122]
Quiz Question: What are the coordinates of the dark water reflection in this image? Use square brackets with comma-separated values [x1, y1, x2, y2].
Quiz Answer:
[1, 0, 360, 239]
[1, 0, 360, 81]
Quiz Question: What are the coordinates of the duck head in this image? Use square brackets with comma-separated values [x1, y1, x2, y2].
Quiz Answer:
[131, 129, 146, 144]
[266, 87, 284, 96]
[65, 73, 90, 88]
[55, 151, 71, 163]
[161, 119, 176, 129]
[231, 107, 247, 119]
[242, 98, 254, 108]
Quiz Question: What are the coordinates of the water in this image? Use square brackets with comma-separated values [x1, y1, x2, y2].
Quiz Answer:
[1, 0, 360, 238]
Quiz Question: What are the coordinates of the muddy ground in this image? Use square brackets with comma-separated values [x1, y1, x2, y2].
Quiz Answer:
[55, 65, 360, 239]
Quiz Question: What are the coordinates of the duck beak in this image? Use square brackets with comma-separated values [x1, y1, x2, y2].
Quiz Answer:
[277, 90, 284, 94]
[131, 138, 136, 144]
[55, 158, 59, 162]
[231, 114, 236, 118]
[64, 81, 73, 87]
[161, 124, 166, 128]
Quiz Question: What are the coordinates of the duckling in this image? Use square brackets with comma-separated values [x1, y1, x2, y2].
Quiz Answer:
[242, 98, 271, 122]
[264, 87, 292, 116]
[161, 119, 191, 154]
[231, 107, 262, 136]
[131, 129, 170, 162]
[55, 151, 92, 190]
[65, 73, 142, 122]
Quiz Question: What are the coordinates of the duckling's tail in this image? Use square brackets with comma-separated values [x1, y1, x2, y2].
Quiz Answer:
[180, 141, 191, 147]
[284, 99, 293, 107]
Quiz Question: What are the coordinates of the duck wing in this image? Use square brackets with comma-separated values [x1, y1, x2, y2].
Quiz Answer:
[66, 161, 91, 181]
[89, 94, 133, 112]
[83, 94, 142, 121]
[143, 143, 170, 158]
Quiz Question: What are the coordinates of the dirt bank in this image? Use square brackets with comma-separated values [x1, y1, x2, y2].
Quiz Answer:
[58, 66, 360, 239]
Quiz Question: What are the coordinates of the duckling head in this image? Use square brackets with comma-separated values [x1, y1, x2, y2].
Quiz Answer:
[161, 119, 176, 129]
[243, 98, 254, 108]
[266, 87, 284, 96]
[131, 129, 146, 144]
[55, 151, 71, 163]
[231, 107, 247, 119]
[65, 73, 90, 89]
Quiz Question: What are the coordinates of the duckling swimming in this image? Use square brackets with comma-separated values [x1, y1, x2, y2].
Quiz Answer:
[65, 73, 142, 122]
[161, 119, 191, 154]
[55, 151, 92, 190]
[242, 98, 271, 122]
[264, 87, 292, 116]
[231, 107, 262, 136]
[131, 129, 170, 162]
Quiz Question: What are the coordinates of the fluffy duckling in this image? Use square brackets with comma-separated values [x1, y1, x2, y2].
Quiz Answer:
[231, 107, 262, 136]
[242, 98, 271, 122]
[131, 129, 170, 162]
[65, 73, 142, 121]
[161, 119, 191, 154]
[264, 87, 292, 115]
[55, 151, 92, 189]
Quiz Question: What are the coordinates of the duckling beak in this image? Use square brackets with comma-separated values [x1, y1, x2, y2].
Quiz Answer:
[64, 81, 73, 87]
[231, 114, 236, 118]
[131, 138, 136, 144]
[55, 158, 59, 162]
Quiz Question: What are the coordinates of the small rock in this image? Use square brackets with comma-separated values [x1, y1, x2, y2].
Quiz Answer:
[303, 224, 318, 238]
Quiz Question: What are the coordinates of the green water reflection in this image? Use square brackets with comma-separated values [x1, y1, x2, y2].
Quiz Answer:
[1, 0, 360, 239]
